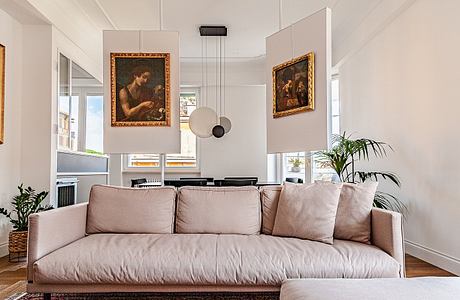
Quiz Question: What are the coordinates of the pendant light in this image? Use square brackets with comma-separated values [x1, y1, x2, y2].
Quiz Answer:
[189, 26, 231, 139]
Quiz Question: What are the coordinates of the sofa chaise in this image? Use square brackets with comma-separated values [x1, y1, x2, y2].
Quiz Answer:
[27, 185, 404, 296]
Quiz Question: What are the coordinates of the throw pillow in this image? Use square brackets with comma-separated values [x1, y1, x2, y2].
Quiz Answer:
[334, 182, 378, 243]
[272, 182, 343, 244]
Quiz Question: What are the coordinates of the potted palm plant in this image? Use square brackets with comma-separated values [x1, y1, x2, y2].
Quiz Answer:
[0, 184, 52, 260]
[316, 132, 406, 212]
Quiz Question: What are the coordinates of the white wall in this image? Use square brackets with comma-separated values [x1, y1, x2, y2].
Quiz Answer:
[339, 0, 460, 275]
[200, 85, 267, 180]
[20, 25, 53, 201]
[0, 9, 23, 256]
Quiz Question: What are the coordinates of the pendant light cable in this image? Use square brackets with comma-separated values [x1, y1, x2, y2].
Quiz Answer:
[215, 36, 218, 122]
[219, 36, 222, 120]
[201, 37, 204, 108]
[223, 36, 226, 116]
[205, 36, 208, 107]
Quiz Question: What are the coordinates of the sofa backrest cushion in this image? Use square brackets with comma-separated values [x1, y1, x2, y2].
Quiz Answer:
[272, 182, 342, 244]
[176, 186, 261, 234]
[334, 182, 378, 243]
[86, 185, 176, 234]
[260, 185, 282, 234]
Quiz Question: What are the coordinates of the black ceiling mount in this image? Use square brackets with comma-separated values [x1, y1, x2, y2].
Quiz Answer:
[199, 26, 227, 36]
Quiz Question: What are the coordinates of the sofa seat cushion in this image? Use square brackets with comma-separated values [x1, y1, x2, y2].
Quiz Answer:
[33, 234, 401, 285]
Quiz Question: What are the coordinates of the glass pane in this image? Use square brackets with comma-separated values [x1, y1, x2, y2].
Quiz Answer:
[166, 122, 197, 167]
[167, 92, 197, 167]
[332, 115, 340, 136]
[86, 95, 104, 155]
[58, 54, 70, 150]
[128, 154, 160, 167]
[69, 96, 79, 151]
[58, 96, 70, 150]
[331, 77, 340, 134]
[331, 78, 339, 101]
[311, 152, 337, 182]
[59, 54, 69, 97]
[283, 152, 306, 181]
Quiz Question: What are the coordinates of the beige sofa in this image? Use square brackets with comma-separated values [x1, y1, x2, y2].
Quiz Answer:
[27, 185, 404, 295]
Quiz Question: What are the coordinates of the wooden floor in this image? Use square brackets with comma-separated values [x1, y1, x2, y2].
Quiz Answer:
[0, 255, 455, 298]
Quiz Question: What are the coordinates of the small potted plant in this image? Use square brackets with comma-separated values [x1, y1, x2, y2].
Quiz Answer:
[0, 184, 52, 260]
[288, 158, 304, 172]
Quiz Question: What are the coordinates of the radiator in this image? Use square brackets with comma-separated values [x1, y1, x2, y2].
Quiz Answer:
[56, 178, 78, 207]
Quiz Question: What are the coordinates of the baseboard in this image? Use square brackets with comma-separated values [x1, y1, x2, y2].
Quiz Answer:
[0, 241, 8, 258]
[405, 240, 460, 276]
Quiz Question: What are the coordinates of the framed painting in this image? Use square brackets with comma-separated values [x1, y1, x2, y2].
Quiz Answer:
[272, 52, 314, 118]
[111, 52, 170, 127]
[0, 44, 4, 144]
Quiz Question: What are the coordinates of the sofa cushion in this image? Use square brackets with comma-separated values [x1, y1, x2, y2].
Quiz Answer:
[334, 182, 378, 243]
[272, 182, 342, 244]
[33, 234, 401, 285]
[260, 185, 282, 234]
[176, 186, 261, 234]
[86, 185, 176, 234]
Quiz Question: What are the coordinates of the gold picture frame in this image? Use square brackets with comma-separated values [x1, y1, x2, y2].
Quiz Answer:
[272, 51, 314, 118]
[0, 44, 4, 144]
[111, 52, 171, 127]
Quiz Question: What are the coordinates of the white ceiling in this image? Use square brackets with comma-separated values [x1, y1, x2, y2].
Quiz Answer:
[68, 0, 381, 59]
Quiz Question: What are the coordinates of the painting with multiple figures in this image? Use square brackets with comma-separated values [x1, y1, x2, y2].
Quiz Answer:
[272, 52, 314, 118]
[111, 53, 170, 127]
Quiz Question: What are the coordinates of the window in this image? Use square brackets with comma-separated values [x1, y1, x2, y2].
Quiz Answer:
[126, 91, 198, 169]
[58, 53, 103, 154]
[85, 95, 104, 155]
[331, 76, 340, 135]
[282, 152, 307, 182]
[311, 75, 341, 182]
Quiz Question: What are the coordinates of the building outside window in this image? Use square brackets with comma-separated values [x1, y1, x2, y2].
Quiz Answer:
[126, 90, 198, 170]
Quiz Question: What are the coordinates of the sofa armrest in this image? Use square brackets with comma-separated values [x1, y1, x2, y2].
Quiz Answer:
[371, 208, 405, 277]
[27, 203, 88, 282]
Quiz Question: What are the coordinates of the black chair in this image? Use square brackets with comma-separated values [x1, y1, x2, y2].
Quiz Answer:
[285, 177, 304, 184]
[214, 179, 257, 187]
[224, 177, 258, 184]
[180, 177, 214, 182]
[131, 178, 147, 187]
[164, 179, 208, 188]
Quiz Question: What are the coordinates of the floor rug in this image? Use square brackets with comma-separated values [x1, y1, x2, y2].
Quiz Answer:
[15, 292, 280, 300]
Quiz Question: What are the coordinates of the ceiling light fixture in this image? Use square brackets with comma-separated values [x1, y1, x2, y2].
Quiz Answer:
[189, 25, 231, 139]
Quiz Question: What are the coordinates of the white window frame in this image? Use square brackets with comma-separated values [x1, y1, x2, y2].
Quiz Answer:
[122, 87, 201, 174]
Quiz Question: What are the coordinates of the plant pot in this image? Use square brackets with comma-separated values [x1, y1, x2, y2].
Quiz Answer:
[291, 167, 301, 172]
[9, 230, 28, 255]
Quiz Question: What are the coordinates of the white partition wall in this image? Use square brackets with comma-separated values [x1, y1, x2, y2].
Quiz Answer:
[103, 30, 180, 154]
[266, 8, 331, 153]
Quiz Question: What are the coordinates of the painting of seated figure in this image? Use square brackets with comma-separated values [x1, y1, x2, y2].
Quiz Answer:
[111, 52, 170, 127]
